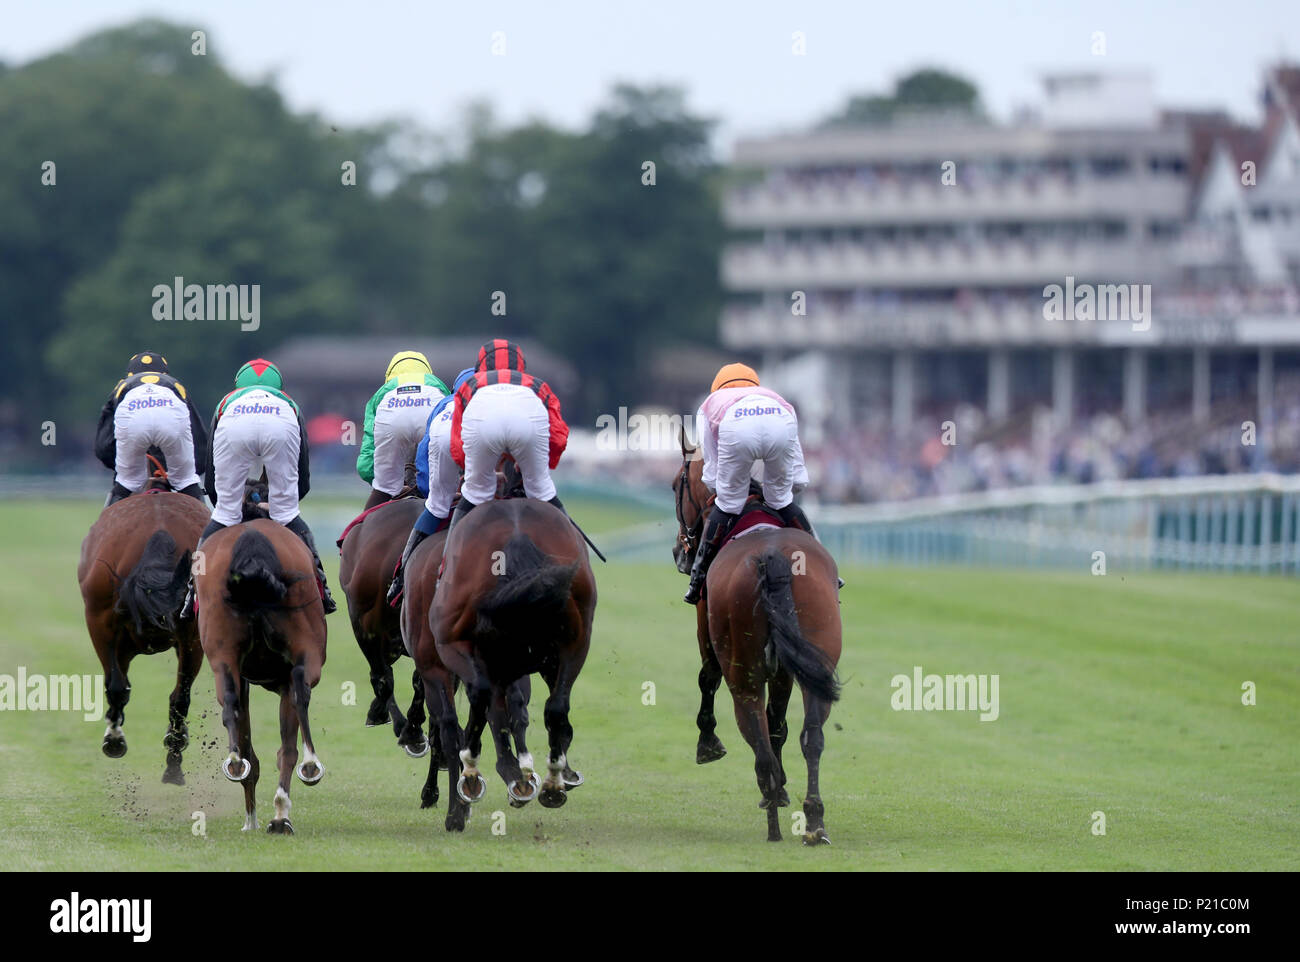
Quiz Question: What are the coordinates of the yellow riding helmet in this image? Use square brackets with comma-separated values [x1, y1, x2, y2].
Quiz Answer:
[386, 350, 432, 381]
[711, 363, 760, 393]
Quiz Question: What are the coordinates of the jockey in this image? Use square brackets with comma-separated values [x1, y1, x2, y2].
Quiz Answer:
[95, 352, 207, 505]
[684, 363, 821, 605]
[446, 338, 569, 535]
[385, 366, 475, 605]
[182, 359, 336, 616]
[356, 350, 449, 509]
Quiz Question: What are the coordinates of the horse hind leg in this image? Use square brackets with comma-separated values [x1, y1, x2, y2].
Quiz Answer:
[538, 665, 577, 809]
[291, 660, 324, 786]
[732, 692, 784, 842]
[236, 678, 260, 832]
[764, 670, 794, 808]
[102, 644, 132, 759]
[799, 691, 833, 846]
[695, 656, 726, 764]
[490, 686, 535, 808]
[268, 691, 300, 835]
[162, 638, 201, 785]
[455, 677, 490, 806]
[360, 632, 398, 730]
[396, 668, 430, 758]
[218, 665, 253, 788]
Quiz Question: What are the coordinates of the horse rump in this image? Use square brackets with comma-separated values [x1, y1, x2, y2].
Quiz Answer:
[474, 532, 578, 638]
[755, 549, 840, 703]
[116, 530, 191, 634]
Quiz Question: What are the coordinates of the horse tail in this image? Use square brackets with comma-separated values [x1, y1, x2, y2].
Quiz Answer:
[226, 528, 290, 617]
[116, 530, 191, 634]
[755, 549, 840, 703]
[475, 532, 578, 638]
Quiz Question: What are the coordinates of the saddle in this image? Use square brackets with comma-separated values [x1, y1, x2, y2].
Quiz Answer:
[719, 483, 790, 551]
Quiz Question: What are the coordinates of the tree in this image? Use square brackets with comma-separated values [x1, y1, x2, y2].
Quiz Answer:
[821, 68, 983, 127]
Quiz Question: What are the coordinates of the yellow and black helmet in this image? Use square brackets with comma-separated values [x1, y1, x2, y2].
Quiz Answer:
[386, 350, 432, 380]
[127, 352, 168, 375]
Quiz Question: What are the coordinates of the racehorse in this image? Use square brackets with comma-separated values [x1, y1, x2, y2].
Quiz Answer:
[672, 435, 842, 844]
[403, 515, 544, 830]
[338, 462, 435, 759]
[196, 518, 327, 834]
[77, 459, 208, 784]
[430, 497, 595, 821]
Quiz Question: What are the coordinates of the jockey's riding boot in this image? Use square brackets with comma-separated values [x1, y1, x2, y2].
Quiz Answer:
[386, 527, 429, 608]
[435, 499, 478, 591]
[445, 496, 477, 539]
[776, 502, 817, 538]
[776, 502, 845, 590]
[177, 482, 205, 503]
[364, 489, 392, 510]
[106, 482, 133, 506]
[684, 506, 738, 605]
[285, 516, 337, 614]
[546, 495, 570, 518]
[180, 520, 227, 620]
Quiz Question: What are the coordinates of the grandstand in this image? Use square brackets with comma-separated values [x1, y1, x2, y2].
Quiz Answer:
[720, 66, 1300, 504]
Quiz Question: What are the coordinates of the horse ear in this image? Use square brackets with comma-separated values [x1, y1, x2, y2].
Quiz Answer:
[679, 424, 689, 456]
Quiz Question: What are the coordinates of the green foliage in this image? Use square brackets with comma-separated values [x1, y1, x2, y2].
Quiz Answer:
[822, 67, 983, 127]
[0, 19, 724, 448]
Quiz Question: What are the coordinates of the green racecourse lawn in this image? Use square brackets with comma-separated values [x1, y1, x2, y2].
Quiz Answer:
[1, 497, 1297, 871]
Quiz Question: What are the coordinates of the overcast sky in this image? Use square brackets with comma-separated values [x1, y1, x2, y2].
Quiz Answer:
[3, 1, 1296, 151]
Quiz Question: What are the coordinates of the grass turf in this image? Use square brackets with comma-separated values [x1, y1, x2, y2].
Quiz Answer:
[0, 498, 1296, 870]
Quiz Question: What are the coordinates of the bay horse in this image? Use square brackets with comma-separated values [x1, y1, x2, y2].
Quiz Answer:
[338, 471, 436, 760]
[403, 517, 541, 830]
[78, 484, 208, 783]
[430, 498, 595, 823]
[672, 437, 842, 844]
[196, 518, 327, 834]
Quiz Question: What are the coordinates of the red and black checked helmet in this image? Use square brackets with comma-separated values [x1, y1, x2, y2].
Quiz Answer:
[477, 338, 525, 373]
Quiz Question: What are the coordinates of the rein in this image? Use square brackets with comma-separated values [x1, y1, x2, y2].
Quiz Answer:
[675, 458, 710, 558]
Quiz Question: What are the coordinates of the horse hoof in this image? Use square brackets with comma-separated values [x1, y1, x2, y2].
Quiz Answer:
[803, 829, 831, 846]
[268, 818, 294, 836]
[161, 763, 185, 786]
[695, 738, 726, 765]
[222, 756, 251, 782]
[758, 790, 790, 810]
[456, 773, 486, 804]
[508, 771, 541, 805]
[445, 812, 466, 833]
[297, 759, 324, 785]
[401, 737, 429, 759]
[102, 735, 127, 759]
[561, 768, 584, 789]
[420, 783, 439, 809]
[538, 786, 567, 809]
[364, 705, 389, 727]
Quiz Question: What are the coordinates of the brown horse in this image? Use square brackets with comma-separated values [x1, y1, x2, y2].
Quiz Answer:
[78, 487, 209, 783]
[338, 493, 435, 759]
[430, 498, 595, 820]
[672, 439, 842, 844]
[196, 519, 327, 834]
